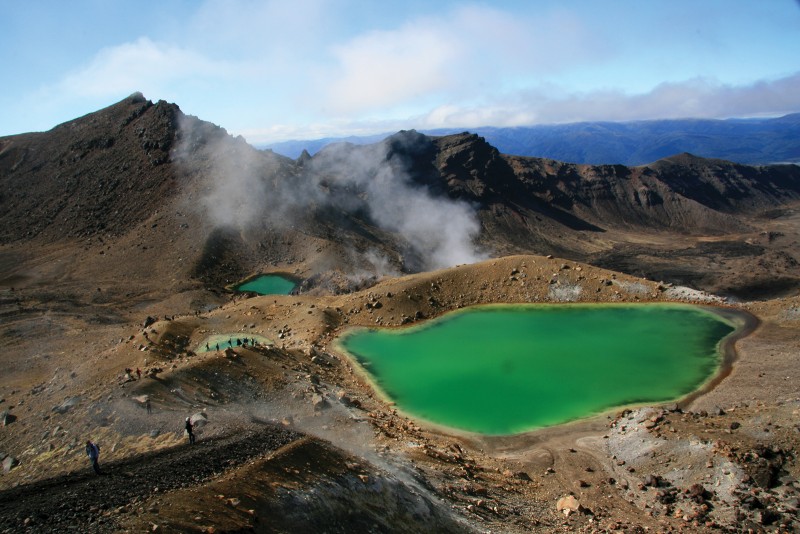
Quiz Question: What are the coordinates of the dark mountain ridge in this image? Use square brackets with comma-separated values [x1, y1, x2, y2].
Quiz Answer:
[2, 94, 800, 298]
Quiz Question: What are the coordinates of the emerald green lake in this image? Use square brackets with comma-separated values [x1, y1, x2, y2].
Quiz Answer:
[338, 304, 737, 435]
[236, 274, 296, 295]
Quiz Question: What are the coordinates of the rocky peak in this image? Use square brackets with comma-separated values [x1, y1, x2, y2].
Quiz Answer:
[296, 149, 312, 166]
[432, 132, 515, 200]
[0, 93, 185, 243]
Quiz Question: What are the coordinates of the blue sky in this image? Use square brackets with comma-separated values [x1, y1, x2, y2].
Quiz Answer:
[2, 0, 799, 144]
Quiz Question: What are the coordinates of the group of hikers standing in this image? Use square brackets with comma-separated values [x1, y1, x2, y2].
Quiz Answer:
[85, 414, 198, 474]
[205, 337, 257, 352]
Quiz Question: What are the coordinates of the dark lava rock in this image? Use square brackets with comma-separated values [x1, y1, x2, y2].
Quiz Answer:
[686, 483, 710, 503]
[643, 474, 663, 488]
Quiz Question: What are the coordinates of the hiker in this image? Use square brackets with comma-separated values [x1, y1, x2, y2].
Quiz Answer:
[185, 417, 195, 445]
[216, 343, 220, 352]
[136, 368, 141, 380]
[85, 440, 101, 474]
[206, 343, 209, 351]
[145, 398, 152, 414]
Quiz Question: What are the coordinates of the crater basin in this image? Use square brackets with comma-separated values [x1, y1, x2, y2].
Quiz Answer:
[337, 303, 740, 435]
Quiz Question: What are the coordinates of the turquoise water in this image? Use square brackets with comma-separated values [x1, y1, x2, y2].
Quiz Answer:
[338, 304, 736, 435]
[236, 274, 296, 295]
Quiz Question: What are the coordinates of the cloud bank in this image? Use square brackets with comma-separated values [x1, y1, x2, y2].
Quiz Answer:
[418, 73, 800, 129]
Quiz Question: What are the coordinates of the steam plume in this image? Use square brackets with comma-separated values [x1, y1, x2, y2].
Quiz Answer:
[178, 117, 485, 272]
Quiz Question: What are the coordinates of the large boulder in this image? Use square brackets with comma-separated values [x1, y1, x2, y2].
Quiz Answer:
[189, 412, 208, 428]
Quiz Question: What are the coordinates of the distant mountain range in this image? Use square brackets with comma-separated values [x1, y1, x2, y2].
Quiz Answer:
[262, 114, 800, 166]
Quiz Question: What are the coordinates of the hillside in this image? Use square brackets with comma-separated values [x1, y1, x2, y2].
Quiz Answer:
[1, 94, 800, 533]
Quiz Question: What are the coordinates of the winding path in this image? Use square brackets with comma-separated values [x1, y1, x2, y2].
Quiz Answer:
[0, 424, 301, 533]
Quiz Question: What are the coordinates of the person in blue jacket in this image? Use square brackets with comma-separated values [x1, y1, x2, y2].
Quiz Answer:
[85, 440, 101, 474]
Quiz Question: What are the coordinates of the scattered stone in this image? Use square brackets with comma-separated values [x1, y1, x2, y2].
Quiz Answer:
[311, 394, 327, 411]
[52, 397, 81, 414]
[643, 474, 662, 488]
[1, 410, 14, 426]
[556, 495, 583, 516]
[687, 483, 709, 503]
[2, 455, 18, 473]
[336, 390, 353, 406]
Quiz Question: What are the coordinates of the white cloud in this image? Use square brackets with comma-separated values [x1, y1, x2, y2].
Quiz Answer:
[322, 23, 458, 114]
[317, 5, 606, 118]
[57, 37, 238, 98]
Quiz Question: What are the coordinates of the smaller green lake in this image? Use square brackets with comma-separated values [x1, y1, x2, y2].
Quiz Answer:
[337, 304, 737, 435]
[236, 274, 296, 295]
